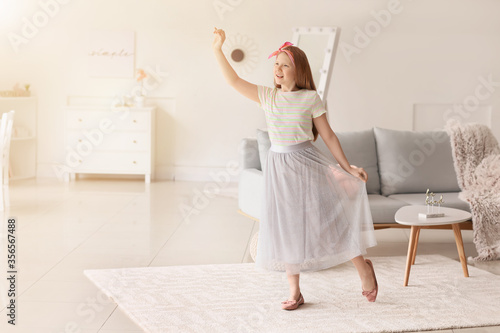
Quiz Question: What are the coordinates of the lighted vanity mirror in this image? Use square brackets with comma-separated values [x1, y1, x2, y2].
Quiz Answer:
[291, 27, 340, 102]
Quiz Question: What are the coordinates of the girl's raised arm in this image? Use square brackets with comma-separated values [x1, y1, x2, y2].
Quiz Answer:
[213, 28, 259, 103]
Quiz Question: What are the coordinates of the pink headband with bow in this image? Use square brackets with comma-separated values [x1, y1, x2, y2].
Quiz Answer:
[268, 42, 295, 66]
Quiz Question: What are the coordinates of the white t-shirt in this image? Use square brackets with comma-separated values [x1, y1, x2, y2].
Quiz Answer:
[258, 86, 327, 146]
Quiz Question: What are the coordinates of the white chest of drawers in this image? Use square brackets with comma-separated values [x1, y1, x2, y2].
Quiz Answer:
[64, 106, 155, 183]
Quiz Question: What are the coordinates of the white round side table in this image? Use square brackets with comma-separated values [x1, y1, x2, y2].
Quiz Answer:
[395, 205, 472, 286]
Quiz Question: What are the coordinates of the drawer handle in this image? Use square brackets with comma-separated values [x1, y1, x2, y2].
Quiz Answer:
[133, 140, 137, 144]
[78, 139, 82, 142]
[133, 119, 137, 123]
[78, 118, 83, 122]
[132, 161, 137, 164]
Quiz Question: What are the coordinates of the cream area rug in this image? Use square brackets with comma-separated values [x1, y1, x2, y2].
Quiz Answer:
[84, 255, 500, 333]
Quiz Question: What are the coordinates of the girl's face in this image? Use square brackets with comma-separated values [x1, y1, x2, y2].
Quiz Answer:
[274, 52, 297, 91]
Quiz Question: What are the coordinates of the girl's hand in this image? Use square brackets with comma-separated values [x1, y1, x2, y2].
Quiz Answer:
[213, 27, 226, 51]
[348, 165, 368, 183]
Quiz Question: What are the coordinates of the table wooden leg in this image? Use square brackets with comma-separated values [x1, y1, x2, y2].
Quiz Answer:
[411, 228, 421, 265]
[452, 223, 469, 277]
[404, 226, 420, 286]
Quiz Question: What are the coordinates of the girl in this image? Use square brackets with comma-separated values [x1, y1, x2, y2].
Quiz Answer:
[213, 28, 378, 310]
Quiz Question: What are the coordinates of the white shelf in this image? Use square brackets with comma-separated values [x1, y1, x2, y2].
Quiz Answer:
[11, 136, 36, 142]
[0, 97, 37, 179]
[9, 175, 33, 181]
[0, 96, 35, 100]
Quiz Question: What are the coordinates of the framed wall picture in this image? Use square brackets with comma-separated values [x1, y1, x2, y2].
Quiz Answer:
[87, 30, 135, 78]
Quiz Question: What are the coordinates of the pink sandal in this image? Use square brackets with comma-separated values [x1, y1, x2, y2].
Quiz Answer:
[281, 293, 304, 310]
[362, 259, 378, 302]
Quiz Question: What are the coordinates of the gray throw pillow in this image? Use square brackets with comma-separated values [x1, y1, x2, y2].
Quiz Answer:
[256, 129, 271, 171]
[314, 129, 381, 194]
[374, 127, 460, 196]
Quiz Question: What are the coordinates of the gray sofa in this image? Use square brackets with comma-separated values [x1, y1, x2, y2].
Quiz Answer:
[238, 127, 471, 228]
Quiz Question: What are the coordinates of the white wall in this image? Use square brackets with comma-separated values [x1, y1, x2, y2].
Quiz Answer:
[0, 0, 499, 181]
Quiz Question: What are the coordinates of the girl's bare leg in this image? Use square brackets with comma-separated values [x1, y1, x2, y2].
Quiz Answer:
[351, 255, 376, 291]
[286, 273, 301, 300]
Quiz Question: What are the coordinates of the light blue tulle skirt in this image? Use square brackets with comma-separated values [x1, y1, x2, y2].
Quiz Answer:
[255, 141, 377, 275]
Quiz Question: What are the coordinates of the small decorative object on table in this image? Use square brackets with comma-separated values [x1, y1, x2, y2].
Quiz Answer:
[419, 189, 445, 219]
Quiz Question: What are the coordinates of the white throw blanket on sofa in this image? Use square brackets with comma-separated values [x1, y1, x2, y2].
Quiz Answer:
[446, 120, 500, 261]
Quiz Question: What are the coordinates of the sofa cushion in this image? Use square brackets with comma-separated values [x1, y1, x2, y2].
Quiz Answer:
[238, 168, 264, 220]
[368, 194, 408, 223]
[388, 192, 470, 212]
[313, 130, 381, 194]
[239, 138, 261, 170]
[374, 127, 460, 196]
[256, 129, 271, 171]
